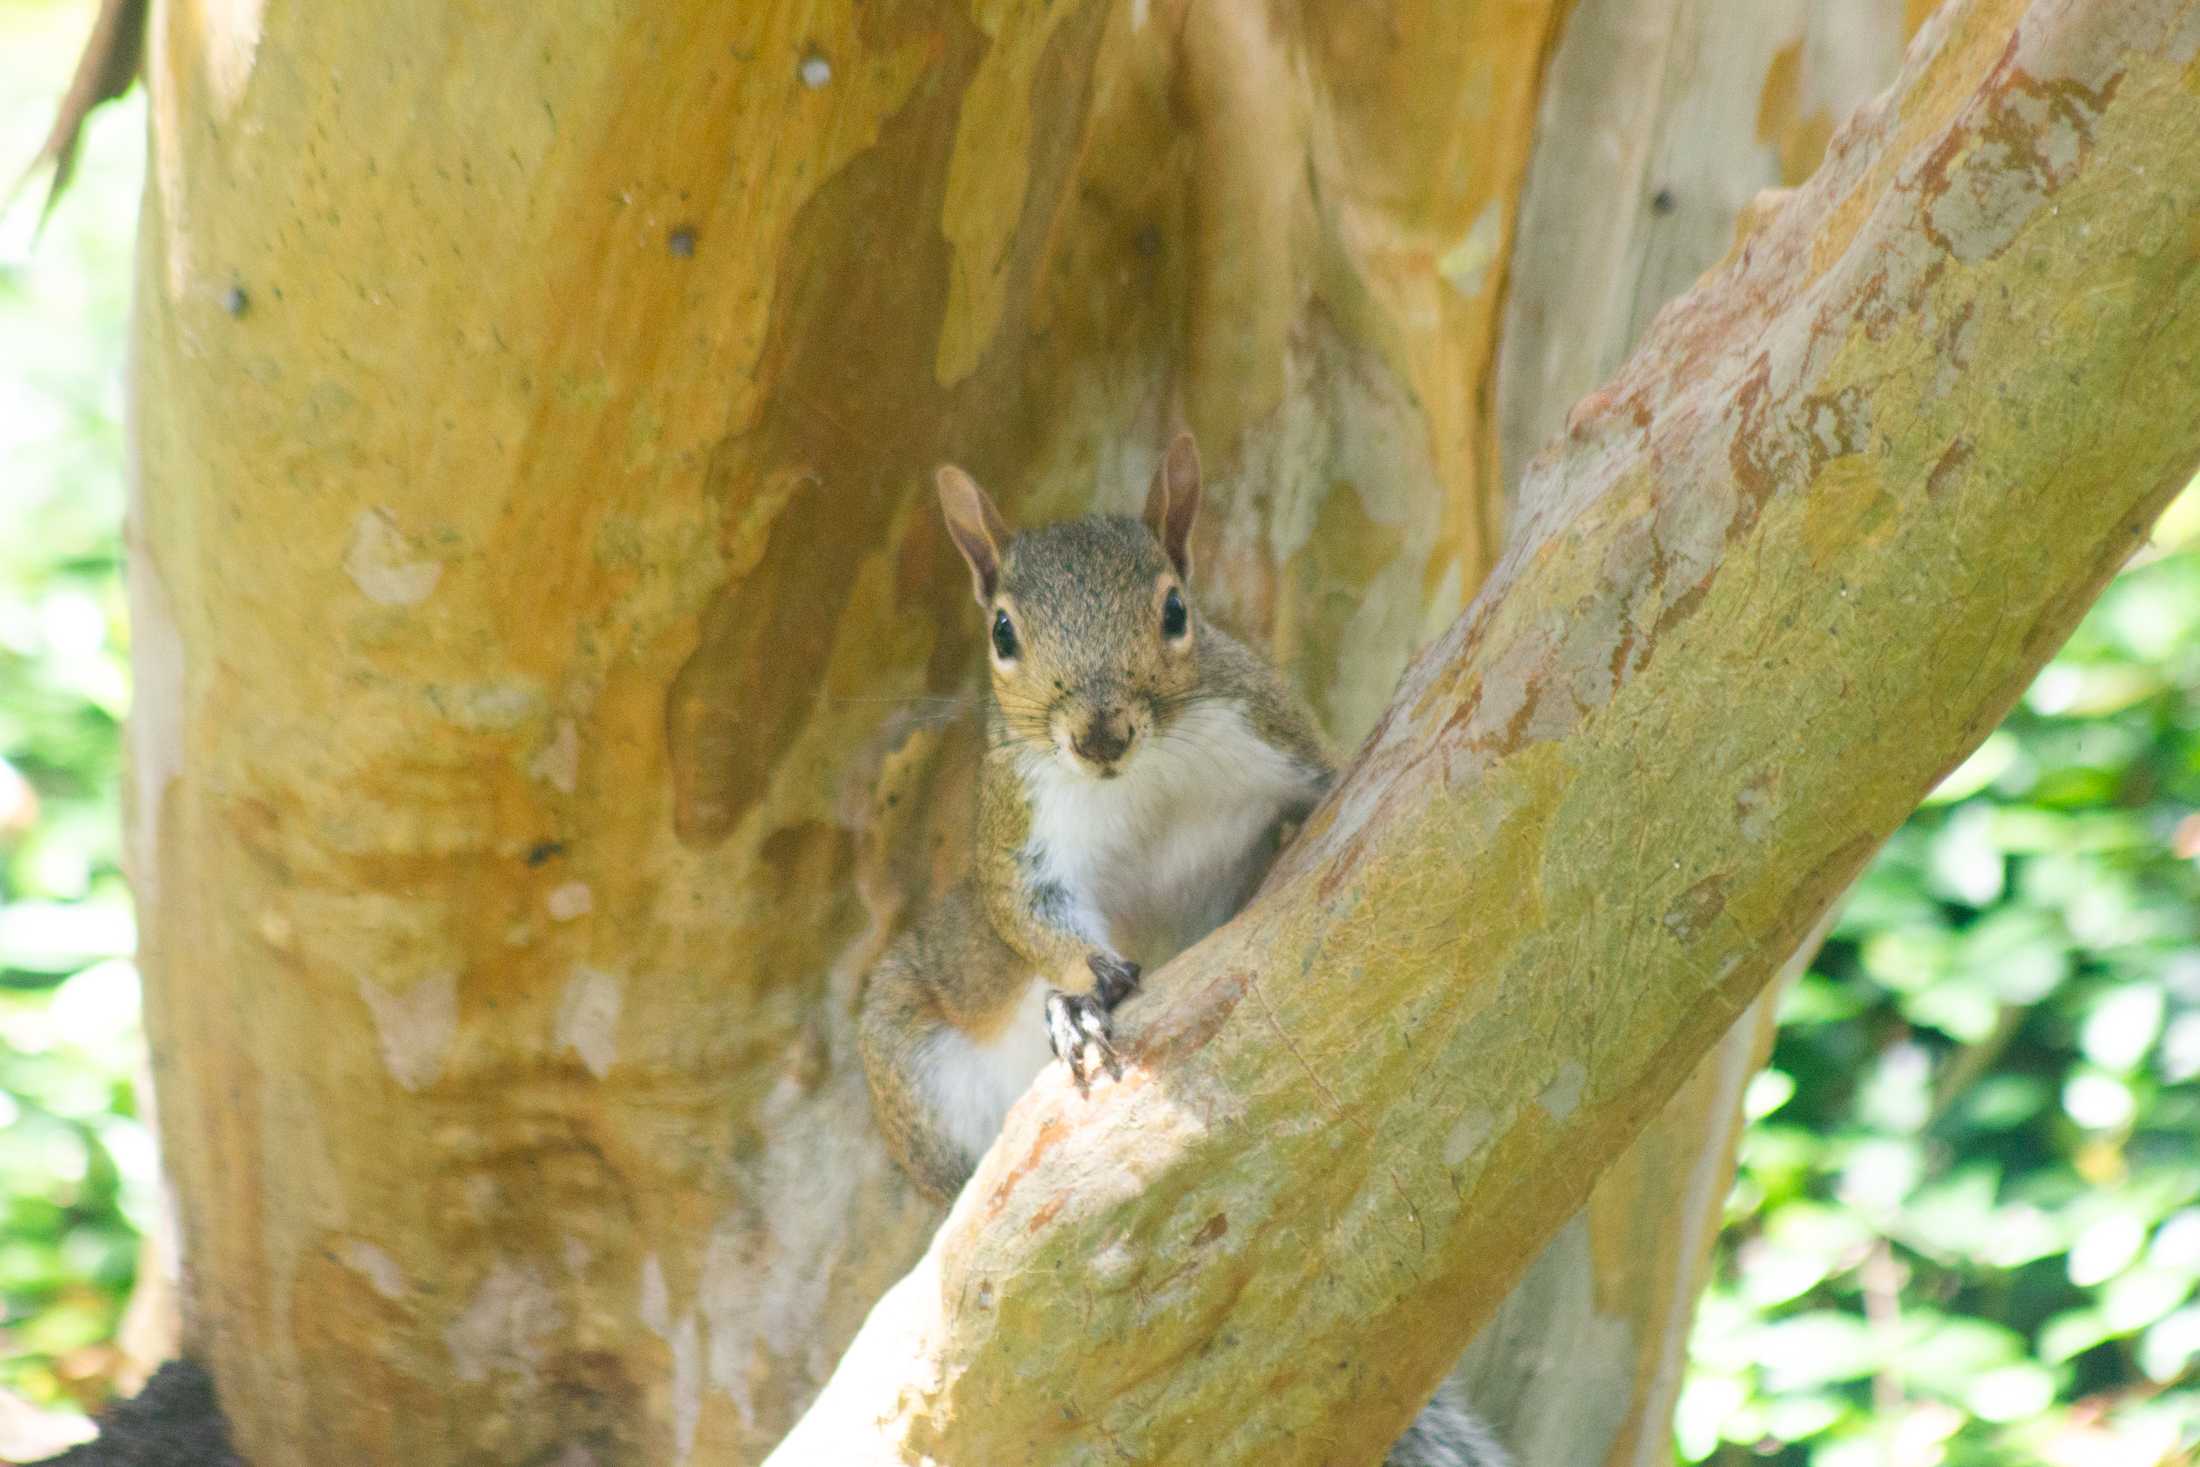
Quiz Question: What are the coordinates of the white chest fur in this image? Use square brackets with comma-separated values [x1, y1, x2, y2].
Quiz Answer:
[1019, 700, 1322, 969]
[918, 702, 1323, 1175]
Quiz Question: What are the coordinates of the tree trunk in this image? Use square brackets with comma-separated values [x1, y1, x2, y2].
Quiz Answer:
[123, 3, 2199, 1467]
[131, 0, 1545, 1460]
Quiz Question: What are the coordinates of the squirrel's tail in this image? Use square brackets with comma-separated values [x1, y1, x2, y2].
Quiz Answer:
[1386, 1395, 1513, 1467]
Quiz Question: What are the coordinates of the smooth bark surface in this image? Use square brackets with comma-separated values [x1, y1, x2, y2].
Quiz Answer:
[768, 2, 2200, 1461]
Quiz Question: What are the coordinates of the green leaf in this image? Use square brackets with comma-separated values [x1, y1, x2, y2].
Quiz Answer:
[1961, 1363, 2056, 1423]
[2081, 985, 2167, 1072]
[2140, 1307, 2200, 1382]
[1756, 1313, 1882, 1390]
[2038, 1308, 2117, 1364]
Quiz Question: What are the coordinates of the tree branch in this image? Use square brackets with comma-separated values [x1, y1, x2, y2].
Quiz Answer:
[771, 2, 2200, 1460]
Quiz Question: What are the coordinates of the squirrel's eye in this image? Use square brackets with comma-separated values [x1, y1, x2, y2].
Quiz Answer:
[991, 609, 1019, 661]
[1161, 587, 1188, 640]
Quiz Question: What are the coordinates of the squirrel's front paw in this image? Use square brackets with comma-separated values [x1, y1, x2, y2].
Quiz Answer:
[1086, 952, 1141, 1011]
[1045, 991, 1121, 1093]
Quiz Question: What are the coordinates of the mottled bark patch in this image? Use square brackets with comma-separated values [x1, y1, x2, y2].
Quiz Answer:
[1918, 58, 2119, 262]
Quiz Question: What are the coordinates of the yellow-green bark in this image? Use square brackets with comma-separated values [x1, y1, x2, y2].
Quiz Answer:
[768, 2, 2200, 1461]
[1463, 4, 1919, 1457]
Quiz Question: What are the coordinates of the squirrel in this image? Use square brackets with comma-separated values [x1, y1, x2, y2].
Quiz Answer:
[857, 433, 1512, 1467]
[858, 432, 1332, 1200]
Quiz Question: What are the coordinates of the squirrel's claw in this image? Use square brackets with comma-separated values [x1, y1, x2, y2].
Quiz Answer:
[1087, 952, 1142, 1011]
[1045, 990, 1120, 1093]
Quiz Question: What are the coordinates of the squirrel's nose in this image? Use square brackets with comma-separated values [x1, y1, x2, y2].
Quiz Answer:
[1072, 716, 1133, 767]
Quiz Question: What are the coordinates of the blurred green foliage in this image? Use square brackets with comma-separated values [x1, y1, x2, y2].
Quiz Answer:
[1684, 490, 2200, 1467]
[2, 1, 2199, 1461]
[1, 0, 156, 1419]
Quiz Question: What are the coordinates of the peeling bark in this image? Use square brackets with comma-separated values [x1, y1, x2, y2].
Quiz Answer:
[767, 2, 2200, 1461]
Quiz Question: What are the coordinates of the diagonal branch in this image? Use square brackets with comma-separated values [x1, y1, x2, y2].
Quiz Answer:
[771, 2, 2200, 1461]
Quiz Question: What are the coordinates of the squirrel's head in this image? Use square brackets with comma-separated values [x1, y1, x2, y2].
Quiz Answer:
[937, 432, 1205, 781]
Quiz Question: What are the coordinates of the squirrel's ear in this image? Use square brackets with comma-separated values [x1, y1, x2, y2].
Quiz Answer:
[936, 465, 1009, 606]
[1141, 431, 1201, 580]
